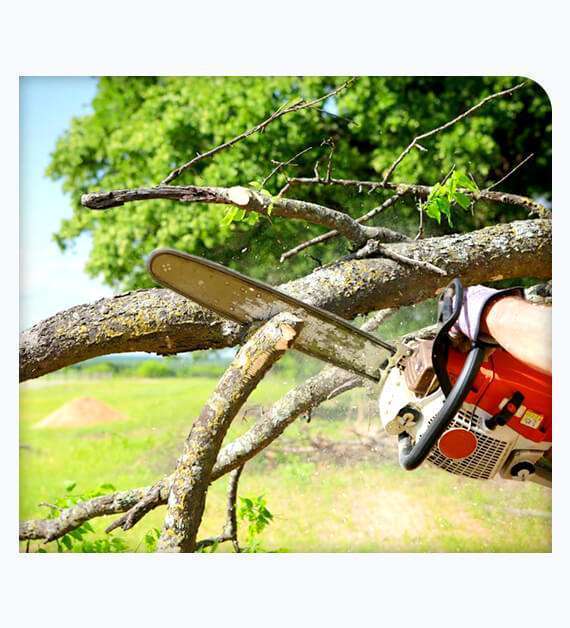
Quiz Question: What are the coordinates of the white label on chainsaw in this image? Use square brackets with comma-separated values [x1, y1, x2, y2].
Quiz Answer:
[520, 410, 543, 429]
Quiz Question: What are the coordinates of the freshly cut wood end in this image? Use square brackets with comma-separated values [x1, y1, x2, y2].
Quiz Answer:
[227, 187, 251, 206]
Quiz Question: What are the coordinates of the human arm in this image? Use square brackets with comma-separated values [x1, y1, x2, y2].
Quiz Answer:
[454, 285, 552, 375]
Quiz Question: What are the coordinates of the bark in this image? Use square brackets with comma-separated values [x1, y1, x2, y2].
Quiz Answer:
[19, 486, 150, 542]
[195, 466, 243, 552]
[82, 185, 408, 246]
[20, 289, 244, 382]
[157, 312, 303, 552]
[19, 218, 551, 382]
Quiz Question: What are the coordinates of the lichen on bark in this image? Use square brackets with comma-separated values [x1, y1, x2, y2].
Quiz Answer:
[156, 312, 303, 552]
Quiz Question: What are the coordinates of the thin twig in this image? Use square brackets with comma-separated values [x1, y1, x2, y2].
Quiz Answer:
[326, 378, 362, 400]
[415, 202, 424, 240]
[160, 78, 356, 185]
[352, 239, 447, 276]
[325, 138, 336, 182]
[280, 192, 405, 262]
[260, 146, 315, 188]
[485, 153, 534, 191]
[381, 82, 527, 185]
[195, 465, 244, 552]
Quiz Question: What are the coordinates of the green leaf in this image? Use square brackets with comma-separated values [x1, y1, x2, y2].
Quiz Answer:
[221, 207, 239, 226]
[424, 200, 441, 223]
[64, 481, 77, 493]
[455, 172, 478, 192]
[61, 535, 73, 550]
[245, 212, 260, 225]
[455, 191, 471, 210]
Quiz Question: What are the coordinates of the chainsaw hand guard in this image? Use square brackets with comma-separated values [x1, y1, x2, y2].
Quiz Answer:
[398, 278, 488, 471]
[398, 342, 486, 470]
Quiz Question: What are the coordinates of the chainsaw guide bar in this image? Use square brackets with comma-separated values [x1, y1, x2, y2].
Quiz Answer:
[148, 249, 398, 381]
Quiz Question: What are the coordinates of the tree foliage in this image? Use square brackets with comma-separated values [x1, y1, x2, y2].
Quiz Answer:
[47, 76, 551, 289]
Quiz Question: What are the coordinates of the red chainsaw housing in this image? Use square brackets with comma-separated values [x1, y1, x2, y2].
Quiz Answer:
[446, 347, 552, 443]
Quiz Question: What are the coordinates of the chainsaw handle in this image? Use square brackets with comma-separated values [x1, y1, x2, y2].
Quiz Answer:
[398, 343, 486, 471]
[432, 277, 464, 396]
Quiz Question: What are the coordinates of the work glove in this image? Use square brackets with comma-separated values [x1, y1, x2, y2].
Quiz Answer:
[451, 284, 525, 345]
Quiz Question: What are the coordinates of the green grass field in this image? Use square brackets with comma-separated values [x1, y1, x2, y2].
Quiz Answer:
[20, 373, 551, 553]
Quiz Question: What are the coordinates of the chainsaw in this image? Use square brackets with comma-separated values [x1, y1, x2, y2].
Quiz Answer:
[148, 249, 552, 488]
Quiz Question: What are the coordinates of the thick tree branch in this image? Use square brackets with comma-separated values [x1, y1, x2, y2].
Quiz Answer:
[81, 184, 408, 247]
[20, 219, 551, 382]
[157, 312, 303, 552]
[160, 78, 356, 185]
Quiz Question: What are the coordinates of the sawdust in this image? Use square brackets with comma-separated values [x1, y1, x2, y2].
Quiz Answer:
[35, 397, 127, 429]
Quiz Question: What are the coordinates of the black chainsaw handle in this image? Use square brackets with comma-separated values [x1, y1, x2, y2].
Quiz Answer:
[398, 342, 486, 470]
[431, 277, 464, 396]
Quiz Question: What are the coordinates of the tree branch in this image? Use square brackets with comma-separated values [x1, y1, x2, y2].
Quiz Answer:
[485, 153, 534, 191]
[22, 277, 550, 544]
[157, 312, 303, 552]
[195, 465, 244, 552]
[381, 81, 527, 185]
[19, 486, 152, 543]
[261, 146, 315, 188]
[282, 177, 550, 217]
[20, 219, 552, 382]
[280, 192, 404, 262]
[350, 239, 447, 276]
[160, 78, 356, 185]
[81, 184, 408, 247]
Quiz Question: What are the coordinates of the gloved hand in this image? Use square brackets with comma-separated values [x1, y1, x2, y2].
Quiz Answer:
[451, 284, 525, 345]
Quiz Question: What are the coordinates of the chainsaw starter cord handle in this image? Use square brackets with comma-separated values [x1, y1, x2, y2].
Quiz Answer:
[398, 342, 486, 471]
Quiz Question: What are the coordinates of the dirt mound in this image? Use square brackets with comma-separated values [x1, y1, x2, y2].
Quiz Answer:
[35, 397, 127, 429]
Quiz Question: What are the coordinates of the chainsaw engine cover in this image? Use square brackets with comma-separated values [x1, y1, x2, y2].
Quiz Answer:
[379, 345, 551, 485]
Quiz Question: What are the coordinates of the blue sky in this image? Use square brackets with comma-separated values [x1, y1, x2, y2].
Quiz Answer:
[20, 77, 113, 330]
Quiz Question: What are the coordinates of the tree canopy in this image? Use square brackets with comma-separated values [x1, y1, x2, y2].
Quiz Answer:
[47, 76, 551, 289]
